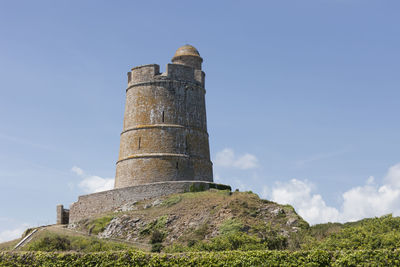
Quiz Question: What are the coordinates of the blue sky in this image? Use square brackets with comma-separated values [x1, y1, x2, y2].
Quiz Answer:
[1, 1, 400, 241]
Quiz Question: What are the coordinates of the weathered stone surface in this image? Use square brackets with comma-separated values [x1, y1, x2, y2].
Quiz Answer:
[56, 205, 69, 224]
[115, 45, 213, 188]
[69, 181, 231, 223]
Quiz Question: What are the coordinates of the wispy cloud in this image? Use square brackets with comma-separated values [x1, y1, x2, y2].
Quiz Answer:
[0, 132, 55, 151]
[71, 166, 114, 193]
[295, 148, 350, 167]
[214, 148, 259, 170]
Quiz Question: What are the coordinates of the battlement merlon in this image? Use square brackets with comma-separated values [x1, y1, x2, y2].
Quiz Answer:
[128, 63, 205, 87]
[128, 64, 160, 84]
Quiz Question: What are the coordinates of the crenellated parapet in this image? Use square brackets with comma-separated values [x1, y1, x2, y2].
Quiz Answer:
[114, 45, 213, 189]
[127, 63, 205, 88]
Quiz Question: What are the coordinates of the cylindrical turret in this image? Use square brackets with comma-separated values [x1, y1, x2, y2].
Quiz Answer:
[171, 44, 203, 70]
[114, 45, 213, 189]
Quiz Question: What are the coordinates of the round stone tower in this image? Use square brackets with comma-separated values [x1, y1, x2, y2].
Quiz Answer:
[114, 45, 213, 188]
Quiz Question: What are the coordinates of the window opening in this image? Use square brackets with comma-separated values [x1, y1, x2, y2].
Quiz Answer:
[138, 137, 141, 149]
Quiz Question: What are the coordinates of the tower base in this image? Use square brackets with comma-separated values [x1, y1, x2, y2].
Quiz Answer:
[68, 181, 231, 223]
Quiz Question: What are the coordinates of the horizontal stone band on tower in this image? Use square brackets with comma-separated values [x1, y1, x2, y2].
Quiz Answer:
[126, 81, 206, 94]
[120, 124, 209, 136]
[114, 45, 213, 189]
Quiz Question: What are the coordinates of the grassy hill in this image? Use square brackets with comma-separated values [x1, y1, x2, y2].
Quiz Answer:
[2, 189, 400, 255]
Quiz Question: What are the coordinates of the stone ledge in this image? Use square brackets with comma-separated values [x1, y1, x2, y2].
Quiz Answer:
[69, 181, 231, 223]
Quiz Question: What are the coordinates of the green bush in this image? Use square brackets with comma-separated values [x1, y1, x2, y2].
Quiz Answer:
[24, 232, 132, 252]
[27, 236, 71, 252]
[150, 230, 164, 244]
[307, 214, 400, 251]
[151, 243, 163, 253]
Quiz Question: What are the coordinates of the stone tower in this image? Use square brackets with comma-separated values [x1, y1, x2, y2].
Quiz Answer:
[114, 45, 213, 188]
[63, 45, 230, 224]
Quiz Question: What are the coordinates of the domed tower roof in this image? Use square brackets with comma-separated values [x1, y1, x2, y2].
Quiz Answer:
[171, 45, 203, 70]
[173, 45, 201, 58]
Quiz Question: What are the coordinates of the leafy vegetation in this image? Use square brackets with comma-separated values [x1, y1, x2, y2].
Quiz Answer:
[22, 232, 132, 252]
[2, 249, 400, 266]
[165, 224, 289, 253]
[23, 232, 133, 252]
[304, 214, 400, 250]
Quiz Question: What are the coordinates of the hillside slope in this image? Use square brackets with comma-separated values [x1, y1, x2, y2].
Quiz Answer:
[69, 189, 308, 252]
[3, 189, 400, 254]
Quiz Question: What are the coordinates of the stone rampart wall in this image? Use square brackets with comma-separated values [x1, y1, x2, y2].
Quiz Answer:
[69, 181, 230, 223]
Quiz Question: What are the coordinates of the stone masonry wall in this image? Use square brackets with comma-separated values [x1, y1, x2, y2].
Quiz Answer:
[114, 63, 213, 188]
[69, 181, 230, 223]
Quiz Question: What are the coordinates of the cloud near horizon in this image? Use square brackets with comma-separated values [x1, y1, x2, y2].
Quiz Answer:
[213, 148, 400, 225]
[0, 223, 30, 243]
[267, 163, 400, 224]
[71, 166, 114, 193]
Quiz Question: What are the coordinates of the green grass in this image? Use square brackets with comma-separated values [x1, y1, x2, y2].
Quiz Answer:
[161, 195, 182, 207]
[87, 215, 113, 235]
[219, 218, 243, 235]
[0, 239, 20, 251]
[140, 215, 168, 236]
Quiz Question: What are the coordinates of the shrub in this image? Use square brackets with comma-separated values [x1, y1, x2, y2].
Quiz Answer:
[151, 243, 163, 253]
[27, 235, 71, 252]
[150, 230, 164, 244]
[24, 232, 132, 252]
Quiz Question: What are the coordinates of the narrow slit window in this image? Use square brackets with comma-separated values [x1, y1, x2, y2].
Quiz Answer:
[162, 111, 165, 123]
[138, 137, 141, 149]
[176, 162, 179, 169]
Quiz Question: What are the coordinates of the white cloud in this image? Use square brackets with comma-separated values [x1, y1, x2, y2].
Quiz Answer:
[71, 166, 84, 176]
[271, 179, 340, 224]
[0, 224, 29, 243]
[385, 163, 400, 188]
[78, 176, 114, 193]
[214, 148, 258, 170]
[71, 167, 114, 193]
[269, 162, 400, 225]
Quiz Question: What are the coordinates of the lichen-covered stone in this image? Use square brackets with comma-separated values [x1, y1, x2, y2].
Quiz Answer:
[115, 46, 213, 188]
